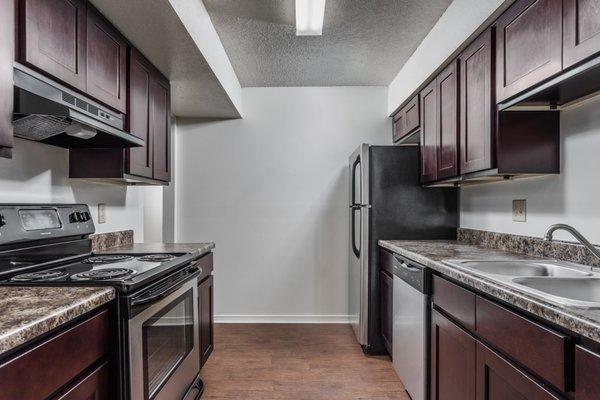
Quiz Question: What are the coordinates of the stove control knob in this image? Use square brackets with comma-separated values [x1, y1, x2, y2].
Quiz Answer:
[83, 211, 91, 221]
[69, 212, 77, 223]
[0, 214, 5, 227]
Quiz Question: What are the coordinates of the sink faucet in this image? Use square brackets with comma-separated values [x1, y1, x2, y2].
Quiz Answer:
[544, 224, 600, 263]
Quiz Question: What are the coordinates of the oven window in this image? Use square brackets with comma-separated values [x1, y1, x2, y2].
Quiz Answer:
[143, 289, 194, 399]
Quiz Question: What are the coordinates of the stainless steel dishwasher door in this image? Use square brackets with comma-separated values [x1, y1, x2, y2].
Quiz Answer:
[393, 273, 428, 400]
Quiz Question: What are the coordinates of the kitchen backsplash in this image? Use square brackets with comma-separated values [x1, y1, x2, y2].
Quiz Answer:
[458, 228, 600, 268]
[91, 230, 134, 252]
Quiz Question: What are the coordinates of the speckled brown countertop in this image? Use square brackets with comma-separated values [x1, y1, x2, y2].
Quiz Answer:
[0, 286, 115, 357]
[379, 240, 600, 343]
[97, 242, 215, 257]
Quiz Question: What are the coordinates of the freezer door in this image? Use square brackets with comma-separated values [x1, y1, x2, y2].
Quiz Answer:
[348, 144, 370, 346]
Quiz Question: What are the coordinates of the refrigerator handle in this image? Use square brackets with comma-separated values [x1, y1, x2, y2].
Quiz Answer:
[351, 207, 360, 258]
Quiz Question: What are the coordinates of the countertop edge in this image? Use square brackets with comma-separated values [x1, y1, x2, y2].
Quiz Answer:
[379, 240, 600, 343]
[0, 287, 116, 357]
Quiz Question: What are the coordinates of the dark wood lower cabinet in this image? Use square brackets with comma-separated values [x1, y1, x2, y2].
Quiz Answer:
[199, 275, 214, 367]
[476, 343, 562, 400]
[379, 270, 393, 356]
[575, 345, 600, 400]
[431, 309, 476, 400]
[53, 362, 110, 400]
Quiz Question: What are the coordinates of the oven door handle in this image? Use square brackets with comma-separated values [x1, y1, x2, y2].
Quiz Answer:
[182, 376, 204, 400]
[130, 265, 200, 307]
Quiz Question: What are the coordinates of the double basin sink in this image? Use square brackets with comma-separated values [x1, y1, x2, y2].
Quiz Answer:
[443, 259, 600, 309]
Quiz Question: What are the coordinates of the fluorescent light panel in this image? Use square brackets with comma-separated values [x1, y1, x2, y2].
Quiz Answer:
[295, 0, 326, 36]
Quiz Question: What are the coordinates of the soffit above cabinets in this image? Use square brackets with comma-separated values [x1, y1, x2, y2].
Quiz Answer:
[89, 0, 243, 119]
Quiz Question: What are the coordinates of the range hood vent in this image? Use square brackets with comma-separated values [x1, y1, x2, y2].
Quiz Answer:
[12, 64, 143, 149]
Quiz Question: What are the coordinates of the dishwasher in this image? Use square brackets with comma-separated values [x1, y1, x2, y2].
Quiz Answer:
[392, 255, 430, 400]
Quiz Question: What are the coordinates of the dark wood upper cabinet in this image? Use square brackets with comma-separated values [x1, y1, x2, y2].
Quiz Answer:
[476, 343, 562, 400]
[460, 28, 494, 174]
[0, 0, 15, 158]
[151, 76, 171, 182]
[379, 270, 393, 356]
[393, 95, 420, 143]
[86, 6, 127, 113]
[563, 0, 600, 68]
[431, 309, 476, 400]
[127, 48, 153, 178]
[420, 81, 438, 183]
[436, 61, 459, 179]
[496, 0, 563, 102]
[18, 0, 87, 92]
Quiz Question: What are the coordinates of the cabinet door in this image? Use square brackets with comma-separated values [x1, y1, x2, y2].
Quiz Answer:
[53, 362, 110, 400]
[420, 81, 438, 183]
[392, 112, 404, 143]
[18, 0, 87, 91]
[379, 270, 393, 355]
[0, 0, 14, 156]
[86, 7, 127, 113]
[127, 49, 153, 178]
[575, 345, 600, 400]
[496, 0, 562, 102]
[151, 76, 171, 182]
[199, 275, 214, 368]
[460, 28, 494, 174]
[431, 309, 476, 400]
[563, 0, 600, 68]
[436, 61, 459, 179]
[476, 343, 562, 400]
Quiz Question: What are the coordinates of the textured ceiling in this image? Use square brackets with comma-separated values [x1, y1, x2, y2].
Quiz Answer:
[203, 0, 453, 87]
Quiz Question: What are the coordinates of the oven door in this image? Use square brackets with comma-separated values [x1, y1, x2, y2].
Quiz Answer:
[128, 276, 200, 400]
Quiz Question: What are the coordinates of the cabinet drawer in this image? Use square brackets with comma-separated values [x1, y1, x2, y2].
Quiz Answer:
[379, 248, 394, 276]
[432, 275, 476, 331]
[575, 345, 600, 400]
[197, 252, 214, 282]
[476, 297, 568, 391]
[53, 362, 110, 400]
[0, 310, 110, 400]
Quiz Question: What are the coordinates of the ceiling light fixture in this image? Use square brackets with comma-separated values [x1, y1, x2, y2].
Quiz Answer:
[295, 0, 326, 36]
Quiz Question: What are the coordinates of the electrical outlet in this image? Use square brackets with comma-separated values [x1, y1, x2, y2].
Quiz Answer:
[98, 203, 106, 224]
[512, 199, 526, 222]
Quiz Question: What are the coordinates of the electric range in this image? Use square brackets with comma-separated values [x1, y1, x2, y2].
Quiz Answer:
[0, 204, 204, 400]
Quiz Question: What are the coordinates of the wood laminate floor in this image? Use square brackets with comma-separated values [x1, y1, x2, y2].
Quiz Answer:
[201, 324, 409, 399]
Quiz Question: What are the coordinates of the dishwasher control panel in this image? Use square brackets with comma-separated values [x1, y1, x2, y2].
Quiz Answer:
[393, 255, 430, 294]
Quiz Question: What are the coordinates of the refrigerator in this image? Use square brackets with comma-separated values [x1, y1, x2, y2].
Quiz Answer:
[348, 144, 457, 354]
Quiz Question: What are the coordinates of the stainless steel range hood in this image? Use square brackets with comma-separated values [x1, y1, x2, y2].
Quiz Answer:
[12, 63, 143, 149]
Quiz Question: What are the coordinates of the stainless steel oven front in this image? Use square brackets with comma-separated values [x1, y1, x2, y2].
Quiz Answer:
[127, 269, 200, 400]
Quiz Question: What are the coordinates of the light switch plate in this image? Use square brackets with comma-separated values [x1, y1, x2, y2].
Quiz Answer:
[98, 203, 106, 224]
[512, 199, 526, 222]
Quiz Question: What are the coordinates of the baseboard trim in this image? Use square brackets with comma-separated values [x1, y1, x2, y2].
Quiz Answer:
[214, 315, 352, 324]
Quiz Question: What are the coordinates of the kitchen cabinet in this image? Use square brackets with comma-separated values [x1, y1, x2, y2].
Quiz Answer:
[476, 343, 562, 400]
[17, 0, 88, 91]
[419, 81, 438, 183]
[86, 6, 127, 114]
[392, 95, 419, 143]
[0, 309, 112, 400]
[430, 309, 476, 400]
[575, 345, 600, 400]
[198, 253, 215, 368]
[563, 0, 600, 68]
[436, 61, 459, 179]
[496, 0, 563, 102]
[379, 269, 393, 356]
[459, 28, 494, 175]
[0, 0, 14, 158]
[70, 48, 171, 184]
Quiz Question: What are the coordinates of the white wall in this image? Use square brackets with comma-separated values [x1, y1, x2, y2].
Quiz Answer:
[461, 96, 600, 244]
[0, 138, 146, 240]
[387, 0, 511, 115]
[173, 87, 390, 322]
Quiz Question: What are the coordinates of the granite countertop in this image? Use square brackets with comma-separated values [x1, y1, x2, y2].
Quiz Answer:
[97, 242, 215, 257]
[379, 239, 600, 343]
[0, 286, 115, 357]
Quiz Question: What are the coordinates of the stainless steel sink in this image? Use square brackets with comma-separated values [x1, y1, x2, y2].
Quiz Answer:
[443, 259, 600, 309]
[444, 260, 592, 278]
[512, 277, 600, 308]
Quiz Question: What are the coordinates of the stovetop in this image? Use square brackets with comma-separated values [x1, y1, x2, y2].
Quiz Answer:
[0, 252, 197, 293]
